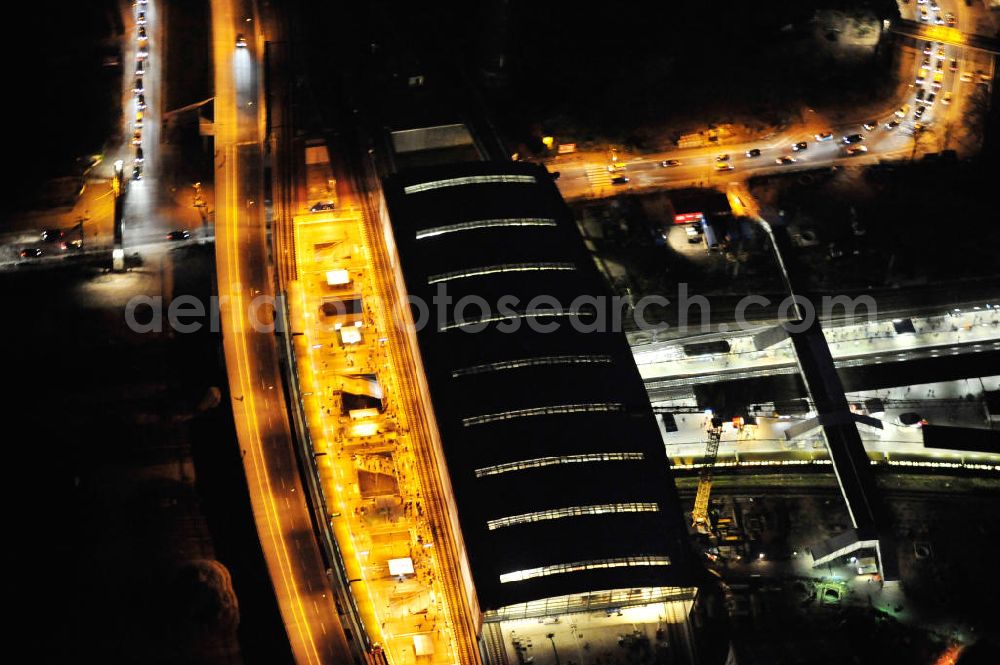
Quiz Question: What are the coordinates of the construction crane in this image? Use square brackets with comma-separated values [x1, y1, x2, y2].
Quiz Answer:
[691, 418, 723, 534]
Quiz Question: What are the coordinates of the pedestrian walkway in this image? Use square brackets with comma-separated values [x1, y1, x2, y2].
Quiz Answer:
[584, 163, 614, 196]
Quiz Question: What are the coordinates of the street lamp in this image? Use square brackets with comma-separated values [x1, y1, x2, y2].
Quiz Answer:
[546, 633, 560, 665]
[752, 217, 800, 320]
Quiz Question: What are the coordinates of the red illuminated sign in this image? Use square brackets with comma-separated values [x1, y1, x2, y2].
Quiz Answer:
[674, 212, 705, 224]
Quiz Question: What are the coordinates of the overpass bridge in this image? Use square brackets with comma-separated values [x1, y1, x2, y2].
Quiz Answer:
[891, 18, 1000, 55]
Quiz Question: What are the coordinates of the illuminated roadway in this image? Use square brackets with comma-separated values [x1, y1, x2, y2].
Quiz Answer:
[550, 0, 994, 202]
[210, 0, 352, 663]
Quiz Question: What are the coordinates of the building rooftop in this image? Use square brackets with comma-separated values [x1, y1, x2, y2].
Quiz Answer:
[382, 161, 694, 611]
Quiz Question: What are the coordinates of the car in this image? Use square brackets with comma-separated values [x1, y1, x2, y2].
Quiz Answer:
[134, 78, 143, 93]
[897, 412, 926, 427]
[138, 26, 146, 40]
[137, 45, 148, 60]
[132, 130, 142, 145]
[942, 91, 953, 105]
[936, 59, 945, 70]
[926, 92, 936, 105]
[916, 68, 928, 84]
[919, 8, 928, 21]
[606, 163, 627, 172]
[714, 162, 734, 172]
[842, 133, 864, 144]
[745, 148, 761, 158]
[134, 147, 144, 163]
[610, 175, 630, 185]
[236, 33, 248, 48]
[846, 146, 868, 156]
[914, 105, 926, 119]
[136, 94, 146, 110]
[135, 59, 144, 76]
[921, 56, 931, 67]
[937, 45, 945, 58]
[922, 41, 933, 55]
[62, 239, 83, 251]
[310, 201, 336, 212]
[885, 119, 900, 130]
[917, 0, 926, 4]
[132, 165, 143, 180]
[792, 141, 808, 152]
[932, 70, 944, 88]
[950, 58, 958, 72]
[41, 229, 64, 242]
[685, 225, 701, 243]
[135, 110, 144, 128]
[776, 155, 797, 165]
[862, 121, 877, 131]
[934, 16, 945, 25]
[895, 104, 910, 118]
[716, 154, 731, 162]
[167, 230, 191, 241]
[916, 87, 926, 101]
[137, 11, 146, 25]
[815, 131, 834, 142]
[960, 71, 974, 82]
[660, 159, 681, 167]
[20, 248, 43, 258]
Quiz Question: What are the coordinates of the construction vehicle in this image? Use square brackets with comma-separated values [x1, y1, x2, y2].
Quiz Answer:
[691, 417, 724, 534]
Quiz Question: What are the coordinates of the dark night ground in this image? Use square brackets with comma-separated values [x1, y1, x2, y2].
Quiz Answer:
[3, 247, 290, 665]
[1, 1, 122, 212]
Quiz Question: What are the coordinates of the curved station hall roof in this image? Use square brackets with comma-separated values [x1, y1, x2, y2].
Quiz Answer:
[383, 162, 693, 611]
